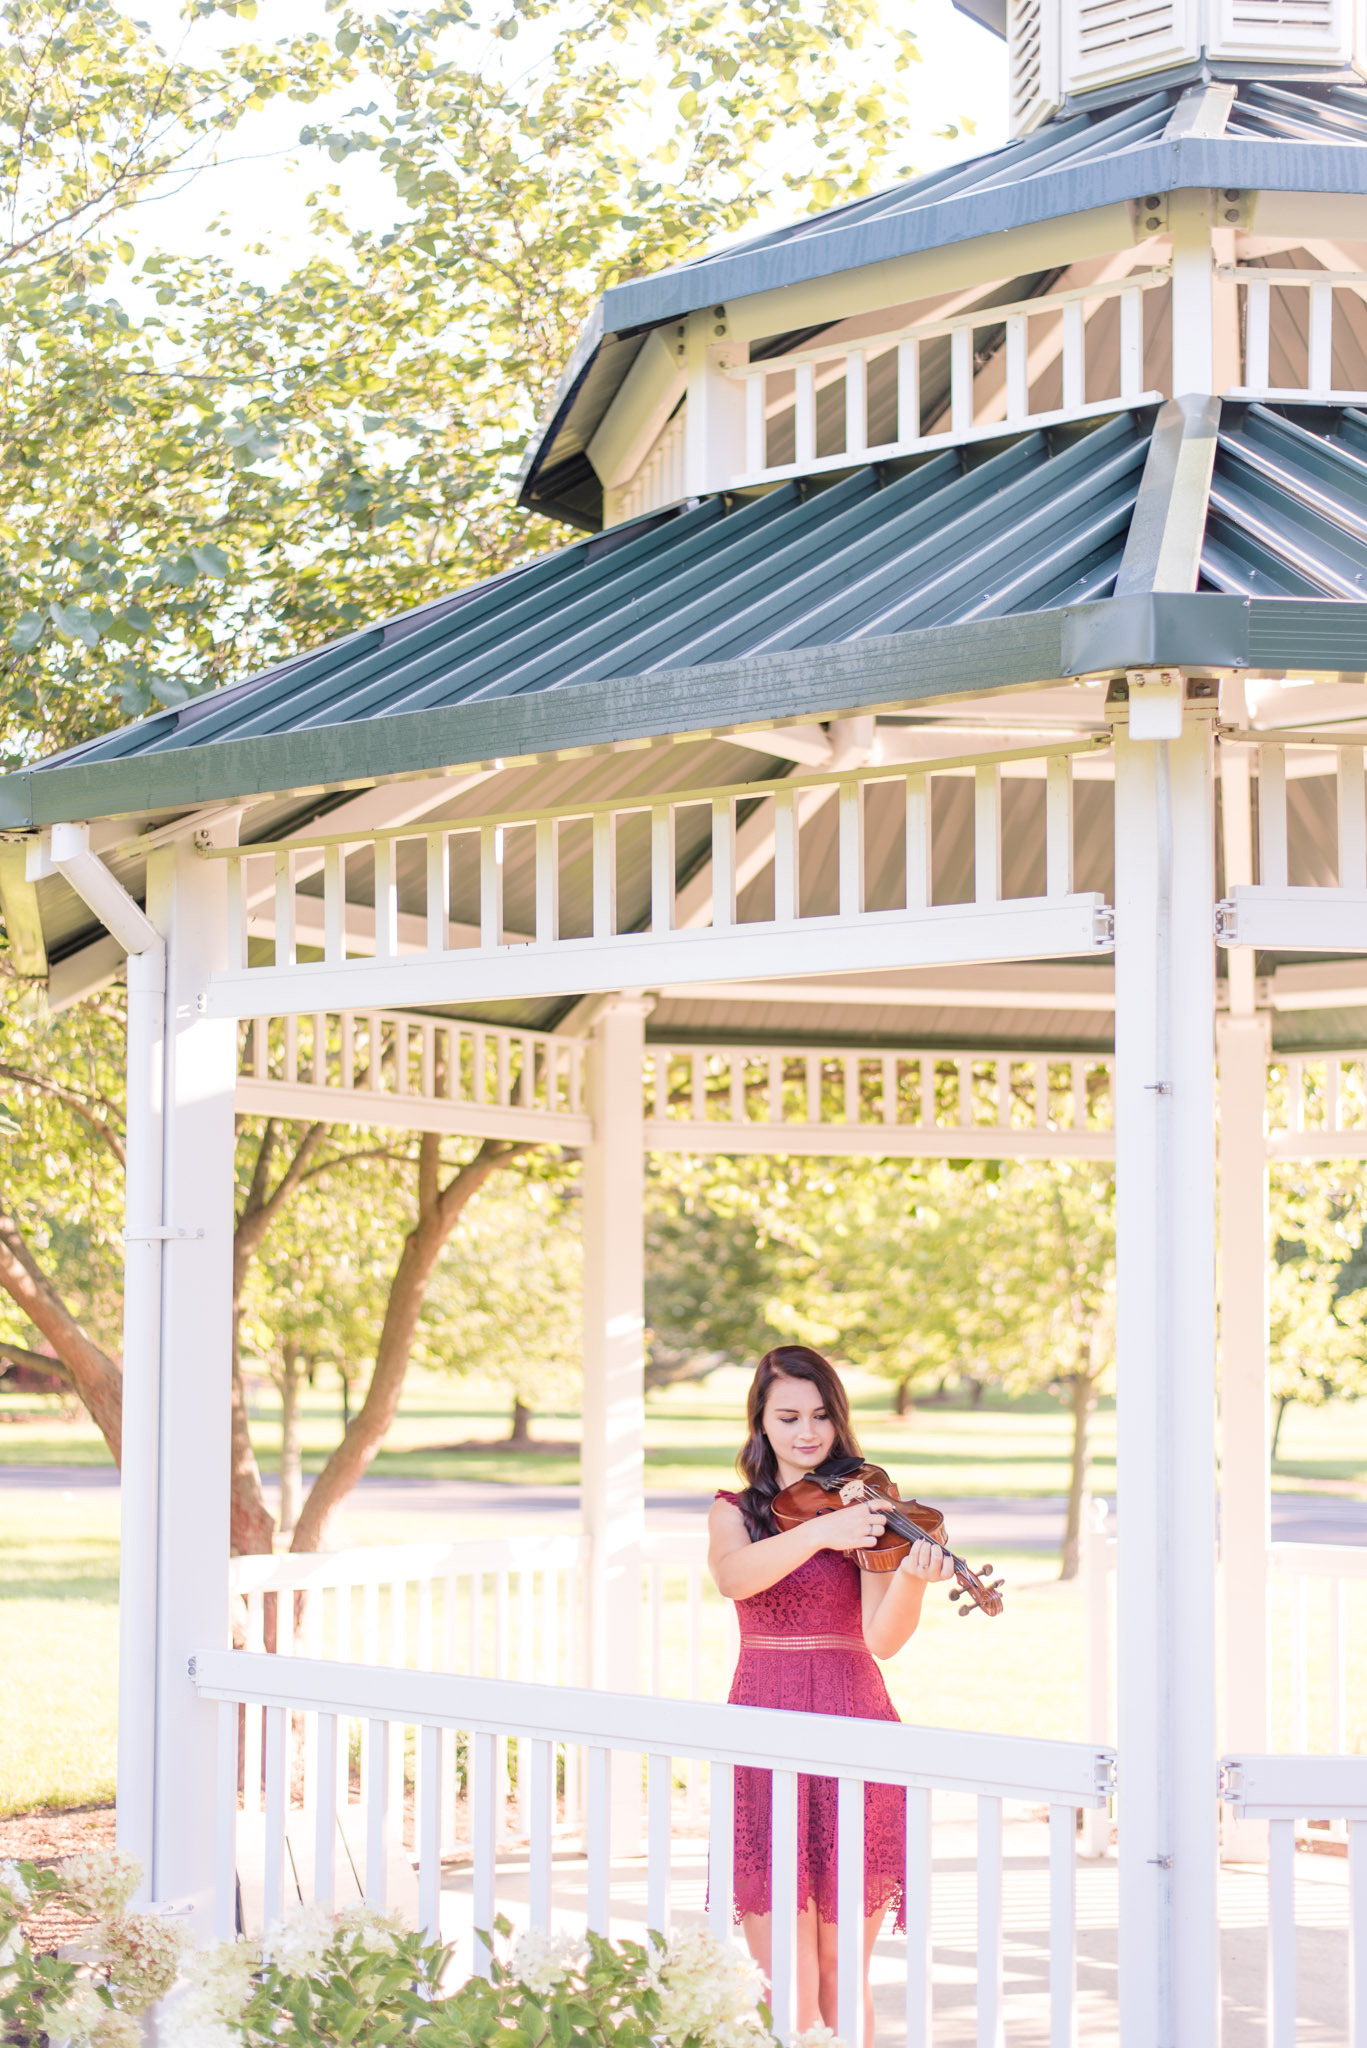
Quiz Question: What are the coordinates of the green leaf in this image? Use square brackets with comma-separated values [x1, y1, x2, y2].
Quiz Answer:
[8, 613, 44, 653]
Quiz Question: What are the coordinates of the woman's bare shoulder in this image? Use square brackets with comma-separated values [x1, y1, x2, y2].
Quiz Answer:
[708, 1492, 748, 1538]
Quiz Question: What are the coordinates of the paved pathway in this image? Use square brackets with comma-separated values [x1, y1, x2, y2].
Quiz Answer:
[4, 1466, 1365, 1546]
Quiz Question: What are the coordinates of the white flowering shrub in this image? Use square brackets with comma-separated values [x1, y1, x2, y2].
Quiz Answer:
[0, 1851, 183, 2048]
[163, 1912, 784, 2048]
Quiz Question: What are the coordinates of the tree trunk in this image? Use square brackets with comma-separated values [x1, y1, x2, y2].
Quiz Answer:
[508, 1396, 532, 1443]
[967, 1375, 986, 1409]
[278, 1340, 305, 1539]
[0, 1207, 123, 1457]
[1271, 1391, 1293, 1462]
[893, 1376, 914, 1416]
[1059, 1371, 1097, 1580]
[289, 1136, 523, 1553]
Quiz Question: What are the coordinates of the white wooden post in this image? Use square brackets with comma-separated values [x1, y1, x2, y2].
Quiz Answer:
[684, 316, 745, 498]
[1113, 718, 1220, 2044]
[143, 835, 239, 1925]
[116, 945, 166, 1895]
[582, 993, 649, 1851]
[1218, 1011, 1271, 1859]
[1170, 191, 1214, 396]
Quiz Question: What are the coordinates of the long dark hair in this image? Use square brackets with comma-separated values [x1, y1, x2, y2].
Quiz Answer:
[734, 1345, 862, 1541]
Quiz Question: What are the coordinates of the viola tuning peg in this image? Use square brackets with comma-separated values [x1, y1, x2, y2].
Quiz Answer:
[948, 1588, 962, 1601]
[958, 1603, 974, 1617]
[979, 1564, 992, 1576]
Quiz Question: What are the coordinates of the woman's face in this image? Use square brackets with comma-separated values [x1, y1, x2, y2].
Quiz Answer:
[761, 1373, 837, 1474]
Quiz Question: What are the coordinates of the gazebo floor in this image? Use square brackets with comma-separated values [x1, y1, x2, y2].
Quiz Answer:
[426, 1813, 1348, 2045]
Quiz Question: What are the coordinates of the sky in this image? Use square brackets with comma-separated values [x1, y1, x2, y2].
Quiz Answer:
[124, 0, 1010, 284]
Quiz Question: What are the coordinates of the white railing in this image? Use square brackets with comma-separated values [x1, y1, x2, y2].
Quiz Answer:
[731, 271, 1167, 491]
[228, 1535, 724, 1860]
[1217, 736, 1367, 954]
[1267, 1053, 1367, 1159]
[193, 1646, 1113, 2048]
[1224, 266, 1367, 404]
[1219, 1751, 1367, 2047]
[203, 740, 1115, 1016]
[234, 1011, 589, 1142]
[645, 1042, 1115, 1158]
[615, 407, 687, 524]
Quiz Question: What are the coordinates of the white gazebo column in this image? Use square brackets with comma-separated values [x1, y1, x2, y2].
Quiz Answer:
[1217, 725, 1271, 1858]
[581, 993, 649, 1848]
[1113, 714, 1220, 2043]
[139, 834, 239, 1920]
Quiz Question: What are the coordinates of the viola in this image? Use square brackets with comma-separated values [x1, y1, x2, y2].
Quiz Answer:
[771, 1456, 1005, 1618]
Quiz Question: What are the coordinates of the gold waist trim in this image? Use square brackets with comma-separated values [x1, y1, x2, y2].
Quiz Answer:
[739, 1634, 868, 1653]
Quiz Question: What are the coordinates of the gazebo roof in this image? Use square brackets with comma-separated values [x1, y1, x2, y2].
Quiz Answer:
[521, 77, 1367, 527]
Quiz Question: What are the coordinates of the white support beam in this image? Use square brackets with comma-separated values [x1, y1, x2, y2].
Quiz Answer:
[1114, 724, 1219, 2044]
[144, 834, 238, 1930]
[1217, 1012, 1271, 1863]
[202, 894, 1112, 1020]
[581, 996, 649, 1853]
[1220, 885, 1367, 952]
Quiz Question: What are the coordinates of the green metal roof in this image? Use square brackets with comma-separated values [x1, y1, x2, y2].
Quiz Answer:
[520, 78, 1367, 528]
[8, 403, 1367, 841]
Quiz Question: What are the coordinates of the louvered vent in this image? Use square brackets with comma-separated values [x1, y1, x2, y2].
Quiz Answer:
[1062, 0, 1197, 89]
[1009, 0, 1060, 133]
[1209, 0, 1352, 61]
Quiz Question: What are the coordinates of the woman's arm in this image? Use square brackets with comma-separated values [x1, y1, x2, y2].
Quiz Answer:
[861, 1538, 957, 1659]
[707, 1494, 891, 1602]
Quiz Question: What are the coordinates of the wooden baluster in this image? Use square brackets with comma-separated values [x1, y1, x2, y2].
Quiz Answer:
[729, 1053, 745, 1126]
[882, 1054, 898, 1126]
[1005, 314, 1028, 425]
[836, 1778, 865, 2047]
[1046, 757, 1074, 897]
[773, 787, 799, 923]
[977, 1794, 1004, 2048]
[920, 1054, 935, 1127]
[904, 1787, 932, 2048]
[252, 1017, 268, 1081]
[955, 1055, 970, 1129]
[1120, 287, 1143, 400]
[794, 362, 816, 467]
[844, 349, 867, 458]
[536, 817, 559, 946]
[313, 1712, 337, 1913]
[950, 325, 974, 435]
[1259, 744, 1289, 886]
[651, 804, 675, 933]
[417, 1723, 442, 1942]
[587, 1746, 611, 1935]
[367, 1013, 383, 1094]
[712, 797, 736, 928]
[227, 856, 247, 971]
[691, 1050, 705, 1123]
[593, 813, 617, 938]
[768, 1052, 783, 1124]
[1062, 301, 1085, 411]
[373, 839, 397, 959]
[1268, 1817, 1296, 2048]
[842, 1053, 858, 1126]
[481, 825, 502, 949]
[997, 1060, 1013, 1128]
[215, 1699, 239, 1940]
[707, 1762, 734, 1937]
[263, 1705, 287, 1930]
[1340, 746, 1367, 890]
[274, 850, 296, 968]
[1048, 1804, 1078, 2048]
[395, 1020, 409, 1097]
[906, 774, 931, 910]
[527, 1736, 555, 1932]
[340, 1012, 355, 1091]
[1035, 1056, 1049, 1129]
[497, 1031, 511, 1108]
[769, 1769, 799, 2039]
[284, 1016, 298, 1086]
[1309, 280, 1334, 397]
[426, 831, 448, 954]
[745, 372, 765, 477]
[838, 780, 863, 918]
[805, 1052, 821, 1124]
[422, 1024, 435, 1100]
[897, 338, 920, 447]
[975, 764, 1001, 904]
[323, 845, 344, 963]
[647, 1751, 673, 1938]
[1245, 279, 1271, 393]
[1071, 1059, 1088, 1130]
[471, 1728, 498, 1978]
[313, 1012, 328, 1088]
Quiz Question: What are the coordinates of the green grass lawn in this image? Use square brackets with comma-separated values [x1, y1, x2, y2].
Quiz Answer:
[0, 1491, 119, 1814]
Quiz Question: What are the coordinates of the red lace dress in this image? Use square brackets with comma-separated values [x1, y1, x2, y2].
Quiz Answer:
[716, 1491, 906, 1930]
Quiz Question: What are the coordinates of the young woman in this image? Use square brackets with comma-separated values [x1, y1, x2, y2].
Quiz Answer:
[707, 1344, 954, 2043]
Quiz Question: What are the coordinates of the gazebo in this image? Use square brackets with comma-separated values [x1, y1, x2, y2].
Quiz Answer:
[5, 0, 1367, 2033]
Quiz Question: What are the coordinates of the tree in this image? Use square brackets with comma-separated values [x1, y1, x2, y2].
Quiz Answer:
[1268, 1164, 1367, 1460]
